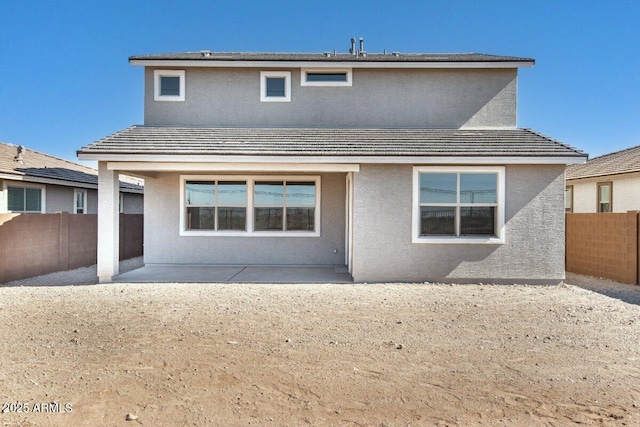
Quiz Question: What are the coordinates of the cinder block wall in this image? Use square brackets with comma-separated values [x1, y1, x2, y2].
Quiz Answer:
[566, 212, 639, 284]
[0, 213, 143, 283]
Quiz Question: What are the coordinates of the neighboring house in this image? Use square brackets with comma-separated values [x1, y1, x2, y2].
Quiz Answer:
[1, 142, 144, 214]
[78, 43, 586, 283]
[566, 145, 640, 213]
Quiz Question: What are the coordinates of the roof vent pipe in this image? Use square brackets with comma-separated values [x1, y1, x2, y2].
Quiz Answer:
[350, 37, 356, 55]
[359, 37, 364, 54]
[14, 145, 25, 163]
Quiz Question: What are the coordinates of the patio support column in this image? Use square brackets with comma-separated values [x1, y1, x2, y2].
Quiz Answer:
[97, 161, 119, 283]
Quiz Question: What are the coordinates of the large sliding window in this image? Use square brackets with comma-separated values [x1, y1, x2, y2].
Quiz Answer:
[185, 180, 247, 231]
[412, 166, 505, 244]
[254, 181, 316, 231]
[6, 185, 44, 213]
[181, 176, 320, 236]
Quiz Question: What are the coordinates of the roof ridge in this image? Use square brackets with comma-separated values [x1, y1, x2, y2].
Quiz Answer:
[584, 144, 640, 162]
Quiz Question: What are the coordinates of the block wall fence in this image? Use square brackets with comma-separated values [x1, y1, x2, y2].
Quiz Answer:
[566, 211, 640, 284]
[0, 213, 143, 283]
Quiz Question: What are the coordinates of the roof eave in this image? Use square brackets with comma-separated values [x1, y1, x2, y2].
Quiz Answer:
[78, 153, 585, 165]
[128, 58, 534, 69]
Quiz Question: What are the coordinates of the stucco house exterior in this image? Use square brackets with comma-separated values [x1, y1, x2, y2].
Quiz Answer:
[566, 145, 640, 213]
[78, 45, 586, 283]
[1, 142, 144, 214]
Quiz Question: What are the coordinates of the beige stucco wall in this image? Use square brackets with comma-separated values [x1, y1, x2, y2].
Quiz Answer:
[144, 67, 517, 129]
[568, 173, 640, 213]
[351, 164, 566, 283]
[143, 172, 346, 266]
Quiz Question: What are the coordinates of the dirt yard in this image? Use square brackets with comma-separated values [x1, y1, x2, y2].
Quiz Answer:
[1, 266, 639, 426]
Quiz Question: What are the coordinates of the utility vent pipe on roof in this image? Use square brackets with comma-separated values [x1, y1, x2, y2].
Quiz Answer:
[349, 37, 366, 57]
[14, 145, 25, 163]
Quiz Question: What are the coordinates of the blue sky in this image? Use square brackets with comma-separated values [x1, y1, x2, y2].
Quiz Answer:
[1, 0, 639, 163]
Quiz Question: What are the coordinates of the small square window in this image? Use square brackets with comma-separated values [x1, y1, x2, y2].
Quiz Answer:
[160, 76, 180, 96]
[260, 71, 291, 102]
[154, 70, 185, 101]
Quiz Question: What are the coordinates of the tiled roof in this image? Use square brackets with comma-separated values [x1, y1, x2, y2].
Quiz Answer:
[129, 51, 534, 64]
[78, 126, 585, 159]
[0, 142, 143, 191]
[566, 145, 640, 180]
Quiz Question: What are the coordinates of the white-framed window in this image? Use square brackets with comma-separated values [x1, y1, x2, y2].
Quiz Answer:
[597, 182, 612, 213]
[565, 186, 573, 213]
[185, 180, 247, 231]
[154, 69, 185, 101]
[4, 182, 46, 213]
[260, 71, 291, 102]
[180, 175, 320, 237]
[74, 189, 87, 214]
[301, 68, 352, 87]
[412, 166, 505, 244]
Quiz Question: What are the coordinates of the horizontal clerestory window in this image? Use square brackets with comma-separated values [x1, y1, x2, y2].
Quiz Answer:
[301, 69, 352, 86]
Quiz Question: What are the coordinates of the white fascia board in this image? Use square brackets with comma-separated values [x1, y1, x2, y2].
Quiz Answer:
[0, 173, 98, 189]
[78, 154, 586, 166]
[106, 162, 360, 173]
[0, 172, 142, 192]
[129, 59, 534, 69]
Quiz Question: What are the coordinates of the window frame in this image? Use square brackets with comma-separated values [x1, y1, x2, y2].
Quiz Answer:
[565, 185, 573, 213]
[74, 189, 87, 214]
[180, 175, 320, 237]
[301, 68, 353, 87]
[154, 69, 186, 102]
[596, 182, 612, 213]
[260, 71, 291, 102]
[3, 182, 46, 214]
[185, 179, 248, 232]
[412, 166, 505, 244]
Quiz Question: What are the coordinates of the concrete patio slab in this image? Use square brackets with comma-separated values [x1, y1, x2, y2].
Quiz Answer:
[113, 264, 352, 283]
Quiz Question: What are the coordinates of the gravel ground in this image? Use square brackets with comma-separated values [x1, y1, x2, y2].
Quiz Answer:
[1, 265, 639, 426]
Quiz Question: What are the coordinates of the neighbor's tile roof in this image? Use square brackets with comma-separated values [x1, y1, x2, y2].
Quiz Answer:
[566, 145, 640, 180]
[0, 142, 143, 191]
[129, 51, 534, 64]
[78, 126, 585, 159]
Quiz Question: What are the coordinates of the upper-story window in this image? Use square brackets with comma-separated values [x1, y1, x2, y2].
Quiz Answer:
[301, 69, 352, 87]
[154, 70, 185, 101]
[260, 71, 291, 102]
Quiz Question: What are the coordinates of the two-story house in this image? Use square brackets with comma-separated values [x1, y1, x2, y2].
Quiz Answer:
[78, 45, 586, 283]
